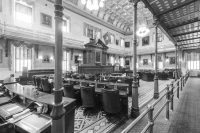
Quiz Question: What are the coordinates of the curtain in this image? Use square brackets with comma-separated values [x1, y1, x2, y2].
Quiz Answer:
[16, 0, 34, 6]
[0, 38, 6, 48]
[8, 40, 35, 49]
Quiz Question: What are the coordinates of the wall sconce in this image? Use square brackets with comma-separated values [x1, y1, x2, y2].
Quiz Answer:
[77, 54, 83, 62]
[166, 58, 169, 62]
[38, 55, 43, 60]
[50, 56, 54, 61]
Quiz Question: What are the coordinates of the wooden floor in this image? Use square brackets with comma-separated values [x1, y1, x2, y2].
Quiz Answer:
[167, 77, 200, 133]
[112, 77, 200, 133]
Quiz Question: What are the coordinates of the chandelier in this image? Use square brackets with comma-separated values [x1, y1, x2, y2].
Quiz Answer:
[136, 24, 150, 37]
[81, 0, 105, 10]
[136, 4, 150, 37]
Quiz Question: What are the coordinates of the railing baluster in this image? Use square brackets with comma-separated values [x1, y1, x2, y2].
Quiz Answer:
[177, 80, 179, 99]
[166, 85, 170, 120]
[148, 105, 154, 133]
[120, 73, 188, 133]
[180, 77, 182, 91]
[170, 81, 174, 111]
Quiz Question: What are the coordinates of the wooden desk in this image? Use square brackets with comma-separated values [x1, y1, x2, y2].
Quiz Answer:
[3, 77, 18, 85]
[64, 78, 129, 115]
[3, 77, 76, 133]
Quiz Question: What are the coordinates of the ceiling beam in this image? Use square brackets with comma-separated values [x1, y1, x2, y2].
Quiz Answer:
[167, 19, 199, 30]
[164, 12, 198, 24]
[169, 20, 200, 30]
[182, 46, 200, 49]
[97, 9, 100, 17]
[141, 0, 177, 45]
[172, 30, 200, 37]
[178, 42, 200, 46]
[177, 37, 200, 42]
[157, 0, 198, 17]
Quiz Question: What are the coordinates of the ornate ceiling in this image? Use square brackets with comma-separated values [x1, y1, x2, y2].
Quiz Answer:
[142, 0, 200, 50]
[64, 0, 153, 32]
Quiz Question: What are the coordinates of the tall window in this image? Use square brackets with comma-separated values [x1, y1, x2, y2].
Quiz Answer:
[120, 38, 124, 47]
[157, 29, 163, 42]
[15, 1, 32, 23]
[87, 28, 93, 39]
[84, 23, 101, 40]
[63, 51, 69, 71]
[187, 52, 200, 70]
[63, 17, 70, 33]
[110, 35, 115, 44]
[15, 46, 32, 72]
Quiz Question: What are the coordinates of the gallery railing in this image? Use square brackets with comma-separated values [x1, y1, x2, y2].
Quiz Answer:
[121, 71, 190, 133]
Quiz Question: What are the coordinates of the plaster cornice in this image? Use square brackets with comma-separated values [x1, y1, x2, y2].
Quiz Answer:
[47, 0, 135, 35]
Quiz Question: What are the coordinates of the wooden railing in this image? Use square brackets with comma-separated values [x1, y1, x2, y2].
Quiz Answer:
[121, 71, 190, 133]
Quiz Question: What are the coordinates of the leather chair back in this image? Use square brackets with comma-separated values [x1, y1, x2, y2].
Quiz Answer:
[35, 76, 42, 90]
[101, 88, 122, 114]
[109, 77, 118, 83]
[64, 73, 72, 78]
[0, 123, 15, 133]
[80, 86, 95, 108]
[32, 75, 36, 86]
[63, 84, 75, 98]
[41, 78, 51, 93]
[123, 78, 133, 94]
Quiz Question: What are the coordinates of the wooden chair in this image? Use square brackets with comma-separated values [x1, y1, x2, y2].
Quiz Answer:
[32, 75, 36, 86]
[63, 83, 80, 99]
[101, 88, 122, 114]
[41, 78, 51, 93]
[35, 76, 42, 91]
[0, 122, 15, 133]
[80, 86, 97, 108]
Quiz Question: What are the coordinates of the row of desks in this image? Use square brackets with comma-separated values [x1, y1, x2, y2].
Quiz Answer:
[1, 77, 76, 133]
[36, 75, 129, 114]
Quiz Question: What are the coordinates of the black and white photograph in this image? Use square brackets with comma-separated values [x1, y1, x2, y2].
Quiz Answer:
[0, 1, 197, 133]
[42, 55, 50, 63]
[143, 59, 148, 65]
[41, 13, 52, 28]
[169, 57, 175, 64]
[142, 36, 149, 46]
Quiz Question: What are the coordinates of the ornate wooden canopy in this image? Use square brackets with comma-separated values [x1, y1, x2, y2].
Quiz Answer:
[142, 0, 200, 50]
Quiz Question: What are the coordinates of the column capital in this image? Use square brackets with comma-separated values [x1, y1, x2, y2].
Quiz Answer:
[153, 16, 159, 27]
[129, 0, 140, 5]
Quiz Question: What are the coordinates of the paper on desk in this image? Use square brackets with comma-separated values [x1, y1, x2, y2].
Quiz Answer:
[12, 109, 30, 119]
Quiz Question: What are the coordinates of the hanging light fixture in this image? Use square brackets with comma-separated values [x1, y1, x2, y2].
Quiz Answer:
[136, 24, 150, 37]
[136, 5, 150, 37]
[81, 0, 105, 10]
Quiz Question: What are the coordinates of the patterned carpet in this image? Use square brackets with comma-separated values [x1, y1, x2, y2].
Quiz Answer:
[74, 79, 173, 133]
[74, 104, 126, 133]
[23, 79, 173, 133]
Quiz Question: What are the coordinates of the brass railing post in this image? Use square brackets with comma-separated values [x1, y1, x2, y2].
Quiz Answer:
[180, 77, 182, 91]
[177, 80, 179, 99]
[148, 105, 154, 133]
[166, 85, 170, 120]
[170, 81, 174, 111]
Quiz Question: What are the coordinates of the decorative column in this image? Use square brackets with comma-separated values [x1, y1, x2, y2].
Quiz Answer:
[177, 47, 179, 78]
[179, 48, 182, 76]
[50, 0, 66, 133]
[130, 0, 139, 118]
[153, 18, 159, 99]
[175, 45, 178, 80]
